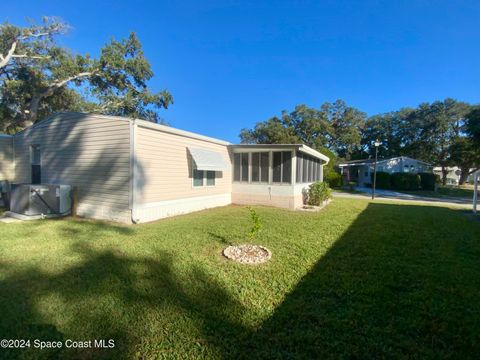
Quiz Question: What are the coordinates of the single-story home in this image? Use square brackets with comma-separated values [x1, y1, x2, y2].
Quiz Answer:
[433, 166, 476, 185]
[338, 156, 432, 187]
[0, 112, 329, 223]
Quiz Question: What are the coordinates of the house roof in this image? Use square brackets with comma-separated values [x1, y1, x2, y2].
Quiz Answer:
[12, 113, 329, 163]
[0, 134, 12, 138]
[338, 156, 431, 167]
[15, 112, 231, 146]
[230, 144, 330, 163]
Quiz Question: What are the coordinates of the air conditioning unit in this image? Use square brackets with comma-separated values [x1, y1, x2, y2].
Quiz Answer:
[10, 184, 72, 217]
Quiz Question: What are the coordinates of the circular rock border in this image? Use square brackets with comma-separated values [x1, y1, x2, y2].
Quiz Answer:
[223, 244, 272, 265]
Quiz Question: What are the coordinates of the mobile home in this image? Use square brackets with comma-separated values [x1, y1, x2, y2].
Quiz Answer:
[0, 113, 329, 223]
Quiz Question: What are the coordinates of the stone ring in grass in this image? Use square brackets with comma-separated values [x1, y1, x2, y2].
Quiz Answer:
[223, 245, 272, 264]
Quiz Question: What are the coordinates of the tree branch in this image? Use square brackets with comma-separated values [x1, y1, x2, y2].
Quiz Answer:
[0, 41, 17, 69]
[11, 54, 50, 60]
[25, 70, 96, 126]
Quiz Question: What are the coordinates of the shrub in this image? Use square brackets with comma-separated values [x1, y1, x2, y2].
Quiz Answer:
[371, 171, 391, 189]
[391, 173, 421, 190]
[324, 170, 342, 188]
[307, 181, 332, 206]
[348, 181, 357, 191]
[246, 206, 261, 241]
[418, 172, 437, 191]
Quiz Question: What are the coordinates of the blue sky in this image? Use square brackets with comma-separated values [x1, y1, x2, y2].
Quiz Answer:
[3, 1, 480, 142]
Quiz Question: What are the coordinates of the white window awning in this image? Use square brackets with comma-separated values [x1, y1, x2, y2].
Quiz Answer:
[188, 147, 228, 171]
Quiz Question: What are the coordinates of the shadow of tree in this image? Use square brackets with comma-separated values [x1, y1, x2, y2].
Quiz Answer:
[0, 227, 247, 359]
[11, 112, 147, 223]
[207, 231, 233, 246]
[229, 203, 480, 359]
[1, 202, 480, 359]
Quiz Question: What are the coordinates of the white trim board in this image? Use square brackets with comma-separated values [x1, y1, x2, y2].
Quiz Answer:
[134, 193, 232, 223]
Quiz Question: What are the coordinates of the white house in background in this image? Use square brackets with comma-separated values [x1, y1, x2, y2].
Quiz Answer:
[433, 166, 476, 185]
[0, 112, 329, 223]
[338, 156, 432, 187]
[474, 169, 479, 214]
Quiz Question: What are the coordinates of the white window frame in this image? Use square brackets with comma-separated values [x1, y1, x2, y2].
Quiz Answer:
[192, 167, 217, 188]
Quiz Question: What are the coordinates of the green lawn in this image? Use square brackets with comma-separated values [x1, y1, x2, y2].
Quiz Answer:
[397, 185, 475, 200]
[1, 199, 480, 359]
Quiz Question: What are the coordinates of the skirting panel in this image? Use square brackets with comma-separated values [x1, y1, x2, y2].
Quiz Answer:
[77, 203, 132, 223]
[134, 193, 232, 223]
[232, 193, 303, 210]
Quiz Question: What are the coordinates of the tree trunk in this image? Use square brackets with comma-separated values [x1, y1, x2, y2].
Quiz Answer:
[25, 71, 94, 126]
[459, 167, 470, 185]
[441, 166, 448, 186]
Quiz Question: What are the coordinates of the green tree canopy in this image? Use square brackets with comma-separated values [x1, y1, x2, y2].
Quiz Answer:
[240, 100, 365, 159]
[0, 17, 172, 133]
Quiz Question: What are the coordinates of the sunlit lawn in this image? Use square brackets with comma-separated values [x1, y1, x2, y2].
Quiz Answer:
[398, 184, 475, 199]
[1, 198, 479, 359]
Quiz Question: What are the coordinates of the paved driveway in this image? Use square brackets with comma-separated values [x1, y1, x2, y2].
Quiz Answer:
[334, 187, 473, 208]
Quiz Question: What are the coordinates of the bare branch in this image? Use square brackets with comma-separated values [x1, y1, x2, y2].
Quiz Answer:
[0, 41, 17, 69]
[11, 54, 51, 60]
[26, 70, 97, 125]
[0, 20, 66, 69]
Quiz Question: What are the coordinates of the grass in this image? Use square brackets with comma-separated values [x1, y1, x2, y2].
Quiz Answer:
[396, 185, 474, 200]
[1, 198, 480, 359]
[332, 187, 364, 194]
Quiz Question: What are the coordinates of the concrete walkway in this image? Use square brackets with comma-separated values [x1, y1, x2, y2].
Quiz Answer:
[334, 187, 473, 209]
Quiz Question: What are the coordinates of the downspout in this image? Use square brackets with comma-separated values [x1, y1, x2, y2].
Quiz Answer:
[130, 120, 140, 224]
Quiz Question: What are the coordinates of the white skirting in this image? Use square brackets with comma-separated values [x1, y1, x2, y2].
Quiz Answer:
[133, 193, 232, 223]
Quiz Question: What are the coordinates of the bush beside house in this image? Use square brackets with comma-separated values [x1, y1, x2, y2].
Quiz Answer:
[307, 182, 332, 206]
[325, 171, 342, 188]
[391, 173, 421, 190]
[419, 172, 438, 191]
[371, 171, 391, 189]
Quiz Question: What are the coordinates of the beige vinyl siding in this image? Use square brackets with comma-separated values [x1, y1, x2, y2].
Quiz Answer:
[135, 124, 232, 204]
[0, 136, 14, 180]
[13, 113, 132, 222]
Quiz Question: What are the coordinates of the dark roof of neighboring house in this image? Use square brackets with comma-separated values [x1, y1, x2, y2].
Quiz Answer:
[338, 156, 431, 167]
[338, 158, 375, 166]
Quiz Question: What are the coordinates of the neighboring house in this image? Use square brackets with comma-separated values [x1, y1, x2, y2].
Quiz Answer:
[0, 112, 329, 223]
[338, 156, 432, 187]
[433, 166, 476, 185]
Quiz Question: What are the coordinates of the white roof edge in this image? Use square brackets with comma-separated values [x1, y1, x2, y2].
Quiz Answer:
[0, 134, 13, 138]
[298, 145, 330, 164]
[135, 119, 230, 146]
[231, 144, 330, 164]
[339, 156, 432, 167]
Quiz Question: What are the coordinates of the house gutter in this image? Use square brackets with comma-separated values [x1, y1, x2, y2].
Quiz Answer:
[130, 120, 140, 224]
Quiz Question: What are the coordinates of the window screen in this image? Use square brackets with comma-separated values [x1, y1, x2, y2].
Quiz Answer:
[296, 152, 303, 183]
[273, 152, 282, 182]
[193, 169, 204, 187]
[282, 151, 292, 183]
[206, 171, 215, 186]
[260, 152, 269, 182]
[30, 145, 41, 165]
[234, 153, 241, 181]
[241, 153, 249, 182]
[251, 152, 260, 182]
[302, 156, 308, 182]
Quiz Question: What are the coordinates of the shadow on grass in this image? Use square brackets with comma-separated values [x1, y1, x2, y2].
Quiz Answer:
[231, 203, 480, 359]
[1, 203, 480, 359]
[0, 221, 247, 359]
[207, 231, 234, 246]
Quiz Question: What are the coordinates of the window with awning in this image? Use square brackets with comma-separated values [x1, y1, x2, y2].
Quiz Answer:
[188, 147, 228, 171]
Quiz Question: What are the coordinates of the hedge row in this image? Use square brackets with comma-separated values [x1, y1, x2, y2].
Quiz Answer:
[370, 171, 438, 191]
